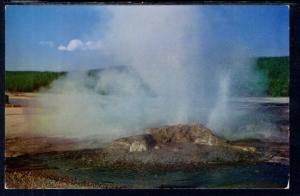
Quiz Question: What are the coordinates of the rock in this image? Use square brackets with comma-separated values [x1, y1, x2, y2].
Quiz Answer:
[106, 134, 156, 153]
[105, 124, 255, 155]
[91, 123, 260, 166]
[230, 145, 256, 153]
[106, 123, 228, 153]
[146, 124, 227, 146]
[129, 141, 147, 152]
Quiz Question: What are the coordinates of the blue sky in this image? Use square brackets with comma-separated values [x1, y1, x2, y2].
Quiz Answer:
[5, 5, 289, 71]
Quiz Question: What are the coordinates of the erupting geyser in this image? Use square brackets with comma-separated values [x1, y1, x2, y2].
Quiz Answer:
[30, 6, 261, 141]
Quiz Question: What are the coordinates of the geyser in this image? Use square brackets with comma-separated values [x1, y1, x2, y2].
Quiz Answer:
[30, 6, 263, 141]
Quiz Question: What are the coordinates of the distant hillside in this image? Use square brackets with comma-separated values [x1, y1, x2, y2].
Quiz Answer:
[233, 56, 288, 97]
[256, 56, 289, 96]
[5, 71, 66, 92]
[5, 57, 289, 96]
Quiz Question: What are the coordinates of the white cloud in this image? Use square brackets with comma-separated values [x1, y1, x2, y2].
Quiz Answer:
[39, 41, 54, 48]
[57, 45, 67, 51]
[67, 39, 84, 51]
[58, 39, 102, 52]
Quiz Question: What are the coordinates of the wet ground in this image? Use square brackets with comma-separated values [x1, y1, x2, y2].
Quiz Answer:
[6, 152, 288, 189]
[59, 162, 289, 188]
[5, 93, 289, 188]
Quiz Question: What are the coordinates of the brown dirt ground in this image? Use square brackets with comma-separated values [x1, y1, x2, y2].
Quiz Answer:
[5, 169, 123, 189]
[5, 92, 105, 158]
[5, 92, 112, 188]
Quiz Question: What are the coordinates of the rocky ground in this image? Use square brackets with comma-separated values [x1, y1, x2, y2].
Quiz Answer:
[5, 169, 124, 189]
[99, 124, 258, 165]
[5, 123, 289, 188]
[4, 93, 289, 188]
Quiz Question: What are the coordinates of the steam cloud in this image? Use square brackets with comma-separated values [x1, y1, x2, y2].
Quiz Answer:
[29, 6, 267, 141]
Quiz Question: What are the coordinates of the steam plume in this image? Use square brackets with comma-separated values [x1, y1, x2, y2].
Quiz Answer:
[29, 6, 266, 141]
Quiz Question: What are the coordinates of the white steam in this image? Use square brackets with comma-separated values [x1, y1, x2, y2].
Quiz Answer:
[29, 6, 264, 140]
[207, 73, 231, 132]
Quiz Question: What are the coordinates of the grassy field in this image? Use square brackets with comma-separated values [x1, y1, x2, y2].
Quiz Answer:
[232, 56, 288, 97]
[5, 71, 66, 92]
[5, 56, 289, 96]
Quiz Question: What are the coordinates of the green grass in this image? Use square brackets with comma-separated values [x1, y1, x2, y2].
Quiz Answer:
[232, 56, 289, 97]
[256, 56, 289, 96]
[5, 56, 289, 96]
[5, 71, 66, 92]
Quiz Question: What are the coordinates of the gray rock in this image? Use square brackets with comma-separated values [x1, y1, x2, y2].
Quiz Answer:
[145, 124, 227, 146]
[105, 134, 156, 153]
[105, 124, 255, 154]
[129, 141, 147, 152]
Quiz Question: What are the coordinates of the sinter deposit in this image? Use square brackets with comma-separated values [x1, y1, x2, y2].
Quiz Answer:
[107, 124, 255, 153]
[85, 124, 260, 166]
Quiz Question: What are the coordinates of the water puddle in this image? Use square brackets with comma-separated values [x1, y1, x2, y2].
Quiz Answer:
[56, 162, 289, 188]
